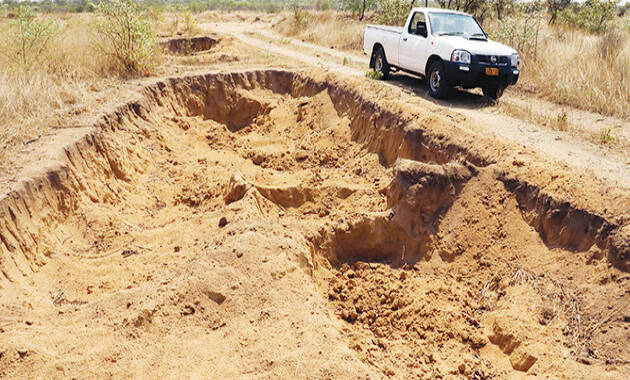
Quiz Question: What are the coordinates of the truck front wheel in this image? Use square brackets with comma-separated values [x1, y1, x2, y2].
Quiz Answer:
[427, 60, 449, 99]
[482, 83, 506, 100]
[373, 48, 390, 80]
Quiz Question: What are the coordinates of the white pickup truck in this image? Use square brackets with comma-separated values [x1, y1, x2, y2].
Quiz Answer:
[363, 7, 520, 99]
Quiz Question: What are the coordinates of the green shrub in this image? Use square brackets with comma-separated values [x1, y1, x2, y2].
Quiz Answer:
[559, 0, 617, 33]
[94, 0, 158, 76]
[0, 5, 62, 72]
[365, 69, 383, 80]
[598, 125, 621, 145]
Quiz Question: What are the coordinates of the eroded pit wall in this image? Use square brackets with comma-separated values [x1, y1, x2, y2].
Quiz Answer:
[0, 70, 628, 289]
[160, 36, 219, 55]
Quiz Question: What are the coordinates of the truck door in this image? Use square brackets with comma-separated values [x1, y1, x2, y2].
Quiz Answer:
[398, 11, 429, 74]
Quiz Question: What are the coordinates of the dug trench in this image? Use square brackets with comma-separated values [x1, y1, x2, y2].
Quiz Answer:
[161, 36, 220, 55]
[0, 70, 628, 378]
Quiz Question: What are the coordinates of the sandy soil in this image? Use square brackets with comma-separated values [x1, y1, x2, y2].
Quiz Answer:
[1, 16, 629, 380]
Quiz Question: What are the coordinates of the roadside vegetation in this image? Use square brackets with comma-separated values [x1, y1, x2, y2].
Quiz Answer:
[0, 0, 162, 174]
[273, 0, 630, 119]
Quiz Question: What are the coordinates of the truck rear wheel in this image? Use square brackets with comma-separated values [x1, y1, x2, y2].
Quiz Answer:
[427, 60, 449, 99]
[372, 48, 390, 80]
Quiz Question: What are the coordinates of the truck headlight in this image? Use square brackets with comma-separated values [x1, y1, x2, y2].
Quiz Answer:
[510, 53, 520, 67]
[451, 50, 471, 65]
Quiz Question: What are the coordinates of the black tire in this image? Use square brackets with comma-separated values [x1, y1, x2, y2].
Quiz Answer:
[482, 83, 505, 100]
[427, 60, 449, 99]
[372, 47, 390, 80]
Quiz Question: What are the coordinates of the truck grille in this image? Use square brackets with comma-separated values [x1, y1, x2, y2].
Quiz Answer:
[476, 55, 509, 66]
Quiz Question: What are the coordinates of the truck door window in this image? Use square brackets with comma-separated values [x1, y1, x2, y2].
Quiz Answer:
[408, 12, 427, 37]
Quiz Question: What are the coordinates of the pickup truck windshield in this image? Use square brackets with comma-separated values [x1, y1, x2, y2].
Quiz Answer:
[428, 12, 485, 37]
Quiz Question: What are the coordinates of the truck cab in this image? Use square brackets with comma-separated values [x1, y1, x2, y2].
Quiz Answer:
[363, 8, 520, 99]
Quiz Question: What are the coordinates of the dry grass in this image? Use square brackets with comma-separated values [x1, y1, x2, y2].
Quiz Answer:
[273, 11, 366, 51]
[273, 11, 630, 120]
[497, 22, 630, 119]
[0, 13, 123, 175]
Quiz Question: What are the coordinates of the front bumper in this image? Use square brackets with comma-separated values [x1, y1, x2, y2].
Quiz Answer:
[443, 57, 519, 88]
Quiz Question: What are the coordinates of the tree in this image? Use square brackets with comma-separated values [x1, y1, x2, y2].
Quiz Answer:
[94, 0, 158, 75]
[547, 0, 571, 23]
[0, 5, 61, 71]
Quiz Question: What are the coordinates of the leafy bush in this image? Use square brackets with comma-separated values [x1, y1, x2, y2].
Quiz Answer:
[0, 6, 62, 72]
[559, 0, 617, 33]
[314, 0, 331, 11]
[547, 0, 571, 23]
[374, 0, 412, 25]
[94, 0, 158, 76]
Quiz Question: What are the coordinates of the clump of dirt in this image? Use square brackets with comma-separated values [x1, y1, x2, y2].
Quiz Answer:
[0, 70, 628, 379]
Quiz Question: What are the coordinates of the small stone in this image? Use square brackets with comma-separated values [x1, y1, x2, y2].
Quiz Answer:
[174, 246, 181, 253]
[207, 291, 226, 305]
[252, 153, 266, 165]
[294, 150, 308, 162]
[218, 217, 228, 227]
[236, 251, 243, 258]
[181, 305, 195, 316]
[17, 349, 28, 359]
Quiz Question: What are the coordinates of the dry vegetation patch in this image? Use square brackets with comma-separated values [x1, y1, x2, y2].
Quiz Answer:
[0, 13, 122, 175]
[273, 10, 366, 50]
[272, 9, 630, 120]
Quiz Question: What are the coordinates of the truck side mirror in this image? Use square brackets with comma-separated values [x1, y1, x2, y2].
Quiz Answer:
[417, 24, 427, 38]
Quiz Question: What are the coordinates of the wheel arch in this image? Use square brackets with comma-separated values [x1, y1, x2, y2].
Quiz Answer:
[425, 54, 443, 77]
[369, 43, 385, 68]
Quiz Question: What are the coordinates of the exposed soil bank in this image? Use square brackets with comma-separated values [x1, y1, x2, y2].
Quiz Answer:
[161, 36, 219, 54]
[0, 70, 628, 379]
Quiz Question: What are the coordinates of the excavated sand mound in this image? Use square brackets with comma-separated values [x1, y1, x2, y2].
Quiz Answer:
[0, 70, 628, 379]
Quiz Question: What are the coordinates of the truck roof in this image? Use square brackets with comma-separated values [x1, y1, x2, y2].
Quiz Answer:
[410, 7, 471, 16]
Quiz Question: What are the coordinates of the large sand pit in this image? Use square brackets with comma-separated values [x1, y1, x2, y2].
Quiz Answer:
[0, 70, 628, 379]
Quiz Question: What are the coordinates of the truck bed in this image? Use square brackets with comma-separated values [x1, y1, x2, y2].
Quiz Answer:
[365, 25, 404, 34]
